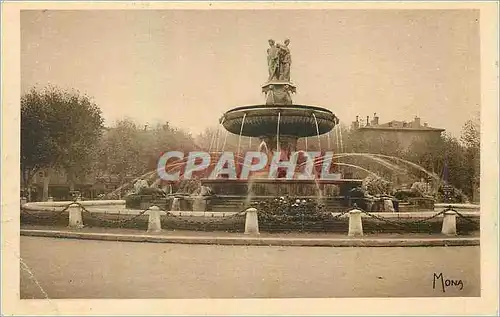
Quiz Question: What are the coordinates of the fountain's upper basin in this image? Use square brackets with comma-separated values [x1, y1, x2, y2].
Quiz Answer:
[221, 104, 339, 138]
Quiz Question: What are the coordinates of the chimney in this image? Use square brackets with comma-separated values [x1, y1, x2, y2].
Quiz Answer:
[352, 116, 360, 129]
[372, 112, 379, 125]
[414, 116, 421, 127]
[366, 115, 370, 126]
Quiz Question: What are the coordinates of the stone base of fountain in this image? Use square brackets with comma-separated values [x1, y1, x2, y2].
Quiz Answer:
[199, 178, 365, 213]
[201, 178, 362, 197]
[262, 81, 296, 105]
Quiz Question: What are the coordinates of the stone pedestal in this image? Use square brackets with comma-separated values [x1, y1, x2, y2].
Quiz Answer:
[244, 207, 259, 235]
[147, 206, 163, 233]
[262, 81, 296, 106]
[171, 197, 181, 211]
[441, 210, 457, 236]
[348, 209, 363, 237]
[68, 203, 84, 229]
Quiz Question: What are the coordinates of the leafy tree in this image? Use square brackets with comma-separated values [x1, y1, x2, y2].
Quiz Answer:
[94, 119, 144, 186]
[21, 86, 104, 200]
[400, 129, 478, 202]
[21, 91, 53, 191]
[195, 126, 257, 153]
[335, 120, 480, 202]
[460, 119, 480, 201]
[403, 136, 446, 178]
[94, 120, 199, 195]
[461, 119, 480, 149]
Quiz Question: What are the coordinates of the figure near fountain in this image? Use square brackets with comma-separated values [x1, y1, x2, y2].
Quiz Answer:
[267, 39, 280, 81]
[267, 38, 292, 82]
[278, 39, 292, 82]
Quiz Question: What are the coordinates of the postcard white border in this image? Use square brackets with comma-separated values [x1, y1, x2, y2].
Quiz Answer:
[2, 2, 498, 315]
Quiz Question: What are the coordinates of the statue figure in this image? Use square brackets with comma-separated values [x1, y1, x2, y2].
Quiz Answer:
[265, 84, 275, 105]
[282, 84, 293, 104]
[133, 180, 142, 194]
[267, 39, 280, 81]
[133, 179, 149, 194]
[277, 39, 291, 81]
[263, 38, 295, 105]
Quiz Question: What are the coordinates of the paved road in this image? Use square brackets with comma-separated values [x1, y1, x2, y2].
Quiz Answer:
[20, 237, 480, 298]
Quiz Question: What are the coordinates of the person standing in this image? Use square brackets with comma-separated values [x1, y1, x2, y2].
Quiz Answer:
[267, 39, 280, 81]
[278, 39, 292, 81]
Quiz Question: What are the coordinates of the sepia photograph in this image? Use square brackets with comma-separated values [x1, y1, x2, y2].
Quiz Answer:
[2, 1, 498, 316]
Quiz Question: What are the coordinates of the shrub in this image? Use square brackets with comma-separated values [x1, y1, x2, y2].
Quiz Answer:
[362, 176, 392, 196]
[125, 194, 143, 209]
[251, 196, 330, 223]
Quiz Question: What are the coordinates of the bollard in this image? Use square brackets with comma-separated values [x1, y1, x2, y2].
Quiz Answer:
[348, 208, 363, 237]
[147, 206, 162, 233]
[192, 198, 207, 212]
[20, 197, 27, 206]
[384, 199, 395, 212]
[441, 210, 457, 236]
[68, 203, 84, 229]
[48, 196, 54, 202]
[171, 197, 181, 211]
[244, 207, 259, 235]
[366, 201, 373, 212]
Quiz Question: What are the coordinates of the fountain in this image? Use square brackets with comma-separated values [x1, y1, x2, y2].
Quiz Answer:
[21, 39, 481, 235]
[120, 39, 456, 214]
[200, 38, 363, 212]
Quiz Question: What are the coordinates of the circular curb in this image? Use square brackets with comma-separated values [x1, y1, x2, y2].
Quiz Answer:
[20, 229, 480, 248]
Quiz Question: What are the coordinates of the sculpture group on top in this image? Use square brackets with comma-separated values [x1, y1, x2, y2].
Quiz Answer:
[263, 38, 296, 106]
[267, 38, 292, 82]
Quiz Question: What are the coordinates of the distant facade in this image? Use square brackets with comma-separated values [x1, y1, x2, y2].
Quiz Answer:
[24, 168, 135, 201]
[350, 113, 445, 150]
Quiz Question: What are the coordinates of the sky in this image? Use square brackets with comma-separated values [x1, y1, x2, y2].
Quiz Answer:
[21, 9, 480, 137]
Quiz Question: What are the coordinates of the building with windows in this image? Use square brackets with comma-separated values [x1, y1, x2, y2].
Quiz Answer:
[350, 113, 445, 150]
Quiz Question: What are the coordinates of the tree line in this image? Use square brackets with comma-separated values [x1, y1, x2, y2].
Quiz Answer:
[21, 86, 480, 202]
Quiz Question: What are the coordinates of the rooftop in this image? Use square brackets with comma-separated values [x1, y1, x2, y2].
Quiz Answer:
[351, 114, 445, 132]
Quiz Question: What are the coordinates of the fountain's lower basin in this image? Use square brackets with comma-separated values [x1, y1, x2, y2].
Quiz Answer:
[198, 178, 366, 213]
[200, 178, 362, 197]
